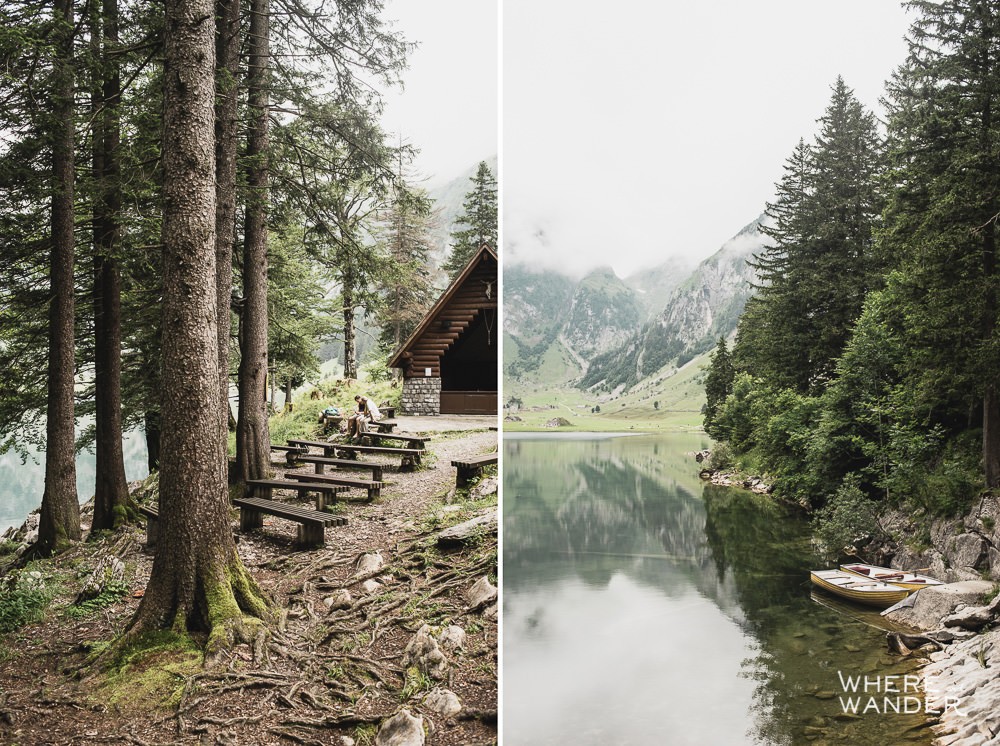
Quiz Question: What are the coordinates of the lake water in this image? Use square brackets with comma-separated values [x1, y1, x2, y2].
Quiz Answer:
[0, 429, 149, 535]
[502, 432, 933, 745]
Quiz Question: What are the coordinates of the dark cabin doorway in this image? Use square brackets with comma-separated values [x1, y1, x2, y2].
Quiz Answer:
[439, 309, 497, 414]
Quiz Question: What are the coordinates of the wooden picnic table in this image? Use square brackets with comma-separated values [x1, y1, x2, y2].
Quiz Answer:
[285, 471, 383, 500]
[328, 443, 424, 471]
[291, 453, 384, 482]
[247, 478, 350, 511]
[361, 431, 431, 449]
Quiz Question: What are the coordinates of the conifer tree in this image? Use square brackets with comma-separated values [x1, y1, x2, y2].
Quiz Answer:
[377, 178, 437, 351]
[735, 79, 885, 395]
[37, 0, 81, 555]
[444, 160, 497, 278]
[880, 0, 1000, 486]
[703, 336, 735, 440]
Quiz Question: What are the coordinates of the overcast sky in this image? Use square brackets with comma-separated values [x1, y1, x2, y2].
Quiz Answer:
[503, 1, 913, 279]
[379, 0, 498, 188]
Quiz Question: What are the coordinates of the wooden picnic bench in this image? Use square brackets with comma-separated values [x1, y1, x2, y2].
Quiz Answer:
[285, 471, 384, 500]
[271, 443, 307, 454]
[288, 438, 342, 457]
[371, 419, 397, 433]
[247, 478, 350, 511]
[138, 505, 159, 548]
[270, 443, 308, 465]
[233, 496, 347, 547]
[451, 454, 498, 487]
[361, 431, 430, 449]
[329, 443, 424, 470]
[291, 453, 384, 482]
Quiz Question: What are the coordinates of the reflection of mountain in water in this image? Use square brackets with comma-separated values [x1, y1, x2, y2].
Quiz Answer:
[503, 434, 934, 746]
[503, 433, 732, 605]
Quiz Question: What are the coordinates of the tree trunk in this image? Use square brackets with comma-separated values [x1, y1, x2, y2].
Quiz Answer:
[144, 410, 161, 472]
[284, 377, 293, 411]
[235, 0, 271, 487]
[215, 0, 239, 451]
[985, 386, 1000, 488]
[129, 0, 269, 652]
[36, 0, 81, 556]
[91, 0, 131, 532]
[343, 280, 357, 379]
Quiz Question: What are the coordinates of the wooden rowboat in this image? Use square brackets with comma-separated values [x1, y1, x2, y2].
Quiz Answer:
[839, 562, 943, 592]
[809, 569, 912, 608]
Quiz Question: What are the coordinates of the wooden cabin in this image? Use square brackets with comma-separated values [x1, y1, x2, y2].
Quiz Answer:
[389, 244, 498, 415]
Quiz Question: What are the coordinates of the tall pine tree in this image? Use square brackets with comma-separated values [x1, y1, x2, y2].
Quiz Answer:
[735, 78, 885, 395]
[444, 160, 497, 278]
[881, 0, 1000, 486]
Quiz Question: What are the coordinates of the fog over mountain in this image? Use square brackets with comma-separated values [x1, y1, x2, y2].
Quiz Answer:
[504, 216, 767, 394]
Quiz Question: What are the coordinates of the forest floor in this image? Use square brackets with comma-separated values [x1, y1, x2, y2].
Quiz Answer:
[0, 416, 497, 746]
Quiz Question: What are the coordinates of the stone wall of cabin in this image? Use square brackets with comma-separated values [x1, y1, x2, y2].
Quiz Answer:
[402, 377, 441, 416]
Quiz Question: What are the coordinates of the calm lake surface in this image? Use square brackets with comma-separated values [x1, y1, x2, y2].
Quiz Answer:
[502, 432, 933, 745]
[0, 429, 149, 535]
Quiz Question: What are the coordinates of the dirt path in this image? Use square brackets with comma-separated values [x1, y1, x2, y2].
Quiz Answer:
[0, 423, 498, 746]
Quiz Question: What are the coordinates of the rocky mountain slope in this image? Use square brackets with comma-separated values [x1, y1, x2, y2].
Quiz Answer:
[504, 216, 765, 396]
[581, 217, 763, 391]
[503, 264, 645, 388]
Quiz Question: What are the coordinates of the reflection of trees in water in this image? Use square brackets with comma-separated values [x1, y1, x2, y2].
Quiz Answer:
[701, 485, 932, 746]
[702, 485, 816, 635]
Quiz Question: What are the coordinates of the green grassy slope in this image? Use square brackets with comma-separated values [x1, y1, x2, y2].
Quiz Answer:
[504, 349, 709, 432]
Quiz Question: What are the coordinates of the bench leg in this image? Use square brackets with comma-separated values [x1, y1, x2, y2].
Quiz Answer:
[314, 489, 329, 511]
[400, 455, 416, 472]
[366, 486, 380, 500]
[296, 522, 325, 547]
[371, 465, 383, 482]
[456, 465, 482, 488]
[240, 506, 264, 532]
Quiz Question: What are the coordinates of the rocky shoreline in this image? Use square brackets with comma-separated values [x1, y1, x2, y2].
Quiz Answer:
[880, 583, 1000, 745]
[694, 448, 1000, 745]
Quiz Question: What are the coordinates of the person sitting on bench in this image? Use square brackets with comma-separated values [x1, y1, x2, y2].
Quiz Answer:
[347, 394, 381, 442]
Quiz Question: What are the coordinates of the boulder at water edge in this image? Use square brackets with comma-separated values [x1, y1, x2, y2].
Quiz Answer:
[882, 581, 996, 630]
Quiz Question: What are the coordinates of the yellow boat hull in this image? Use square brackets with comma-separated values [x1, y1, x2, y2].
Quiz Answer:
[810, 570, 912, 608]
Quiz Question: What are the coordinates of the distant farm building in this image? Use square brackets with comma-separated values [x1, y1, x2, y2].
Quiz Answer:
[389, 244, 498, 415]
